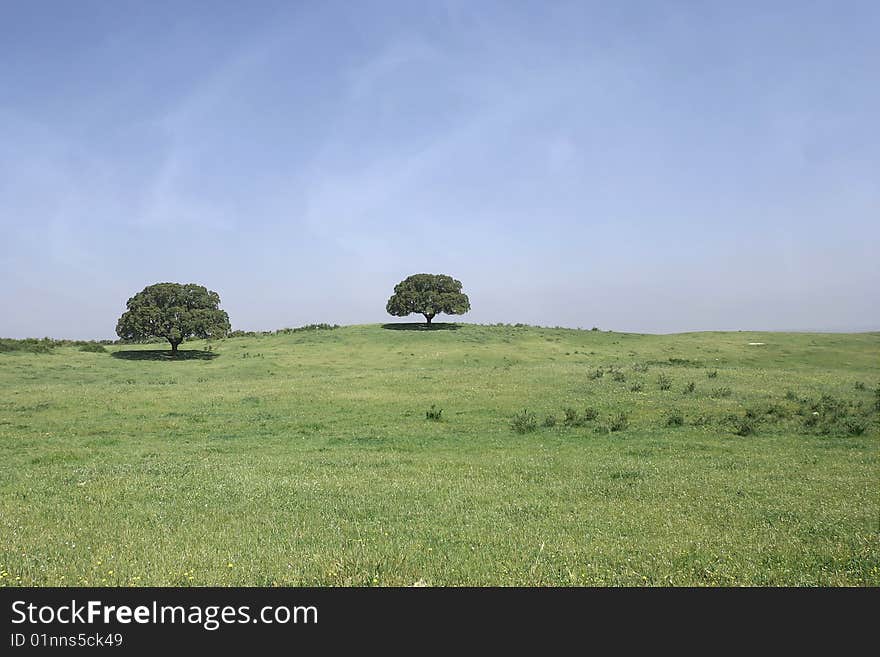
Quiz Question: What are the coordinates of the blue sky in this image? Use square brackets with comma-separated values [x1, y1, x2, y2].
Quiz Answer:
[1, 1, 877, 339]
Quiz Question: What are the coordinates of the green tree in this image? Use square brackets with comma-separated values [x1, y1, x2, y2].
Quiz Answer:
[386, 273, 470, 325]
[116, 283, 231, 354]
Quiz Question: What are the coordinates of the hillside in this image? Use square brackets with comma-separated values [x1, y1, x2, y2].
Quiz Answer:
[1, 324, 877, 585]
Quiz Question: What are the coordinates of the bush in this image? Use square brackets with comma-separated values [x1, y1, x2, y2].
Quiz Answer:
[683, 381, 696, 394]
[611, 370, 626, 382]
[844, 417, 867, 436]
[732, 417, 755, 436]
[608, 412, 629, 432]
[797, 394, 873, 436]
[691, 415, 713, 427]
[665, 409, 684, 427]
[426, 405, 443, 421]
[588, 368, 605, 380]
[543, 414, 557, 428]
[707, 369, 718, 378]
[78, 343, 107, 353]
[854, 381, 866, 391]
[563, 407, 598, 427]
[629, 382, 643, 392]
[0, 338, 55, 354]
[510, 409, 538, 434]
[657, 374, 672, 391]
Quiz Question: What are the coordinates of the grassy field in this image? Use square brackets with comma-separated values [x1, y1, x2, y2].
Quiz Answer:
[1, 324, 877, 586]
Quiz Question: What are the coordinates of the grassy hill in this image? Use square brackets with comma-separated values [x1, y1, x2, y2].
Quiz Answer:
[1, 323, 877, 585]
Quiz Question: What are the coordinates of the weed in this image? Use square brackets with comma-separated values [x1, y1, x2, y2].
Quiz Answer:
[426, 405, 443, 421]
[609, 412, 629, 432]
[543, 414, 557, 428]
[510, 409, 538, 434]
[629, 382, 643, 392]
[711, 387, 732, 398]
[707, 370, 718, 378]
[732, 417, 755, 436]
[658, 374, 672, 391]
[683, 381, 696, 394]
[665, 409, 684, 427]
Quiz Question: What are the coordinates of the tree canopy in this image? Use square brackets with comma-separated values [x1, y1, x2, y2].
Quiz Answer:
[116, 283, 231, 354]
[386, 273, 470, 325]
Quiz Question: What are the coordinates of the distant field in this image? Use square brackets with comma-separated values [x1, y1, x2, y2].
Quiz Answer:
[1, 324, 877, 586]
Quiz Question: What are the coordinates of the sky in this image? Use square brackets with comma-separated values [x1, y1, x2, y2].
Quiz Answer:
[1, 0, 878, 339]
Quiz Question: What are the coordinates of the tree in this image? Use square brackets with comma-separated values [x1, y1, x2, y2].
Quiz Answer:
[116, 283, 231, 354]
[386, 273, 470, 325]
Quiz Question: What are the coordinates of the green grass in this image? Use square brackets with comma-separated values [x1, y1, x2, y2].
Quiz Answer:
[1, 324, 878, 586]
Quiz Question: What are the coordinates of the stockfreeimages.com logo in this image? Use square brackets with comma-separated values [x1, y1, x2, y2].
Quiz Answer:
[11, 600, 317, 631]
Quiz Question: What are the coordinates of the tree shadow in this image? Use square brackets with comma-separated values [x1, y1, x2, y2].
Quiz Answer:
[381, 323, 460, 331]
[111, 350, 219, 361]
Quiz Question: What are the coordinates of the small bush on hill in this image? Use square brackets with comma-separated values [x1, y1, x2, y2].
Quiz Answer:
[510, 409, 538, 434]
[609, 413, 629, 432]
[79, 343, 107, 353]
[665, 409, 684, 427]
[426, 405, 443, 421]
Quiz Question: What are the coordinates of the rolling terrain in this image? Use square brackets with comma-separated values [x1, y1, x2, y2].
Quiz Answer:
[1, 324, 877, 585]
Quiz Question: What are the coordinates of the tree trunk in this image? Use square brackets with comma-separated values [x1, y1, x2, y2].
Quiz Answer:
[424, 313, 435, 326]
[170, 340, 180, 355]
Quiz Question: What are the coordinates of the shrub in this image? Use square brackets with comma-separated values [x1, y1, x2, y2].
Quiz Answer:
[563, 407, 598, 427]
[683, 381, 696, 394]
[657, 374, 672, 391]
[608, 412, 629, 432]
[711, 387, 732, 398]
[707, 369, 718, 378]
[691, 415, 713, 427]
[732, 417, 755, 436]
[78, 343, 107, 353]
[629, 382, 643, 392]
[854, 381, 866, 391]
[797, 394, 873, 436]
[0, 338, 55, 354]
[588, 368, 605, 380]
[611, 370, 626, 382]
[665, 409, 684, 427]
[844, 417, 867, 436]
[543, 414, 557, 428]
[510, 409, 538, 434]
[426, 405, 443, 421]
